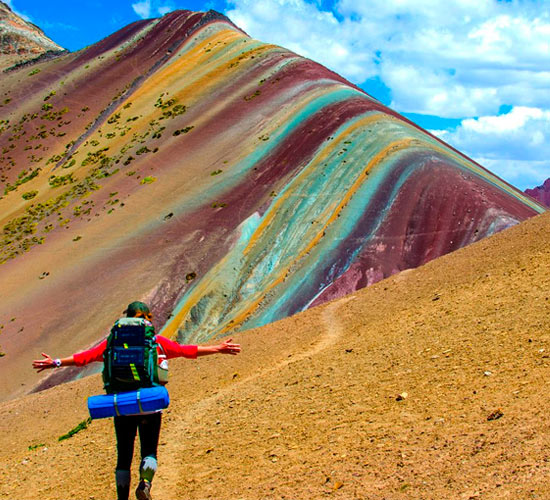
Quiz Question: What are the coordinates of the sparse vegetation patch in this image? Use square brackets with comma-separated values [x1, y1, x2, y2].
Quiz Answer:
[22, 190, 38, 200]
[58, 418, 92, 441]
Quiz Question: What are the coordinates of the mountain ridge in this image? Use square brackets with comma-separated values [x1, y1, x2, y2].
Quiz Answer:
[0, 1, 64, 70]
[525, 178, 550, 207]
[0, 9, 545, 402]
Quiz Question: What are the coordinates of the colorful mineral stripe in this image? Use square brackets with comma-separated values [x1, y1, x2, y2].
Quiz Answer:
[0, 10, 544, 398]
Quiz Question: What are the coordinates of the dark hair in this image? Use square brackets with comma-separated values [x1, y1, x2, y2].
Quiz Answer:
[124, 301, 152, 320]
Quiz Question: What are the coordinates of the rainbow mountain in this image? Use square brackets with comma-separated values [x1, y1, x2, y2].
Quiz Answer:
[0, 9, 544, 400]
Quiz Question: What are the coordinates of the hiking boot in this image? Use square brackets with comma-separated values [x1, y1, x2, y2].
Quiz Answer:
[135, 480, 152, 500]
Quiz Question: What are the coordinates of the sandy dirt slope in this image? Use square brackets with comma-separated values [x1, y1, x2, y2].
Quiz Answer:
[1, 211, 550, 499]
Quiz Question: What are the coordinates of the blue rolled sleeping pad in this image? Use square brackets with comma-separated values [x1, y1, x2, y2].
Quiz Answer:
[88, 386, 170, 419]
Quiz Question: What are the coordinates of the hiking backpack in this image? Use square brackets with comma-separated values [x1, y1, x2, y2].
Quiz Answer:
[102, 317, 161, 394]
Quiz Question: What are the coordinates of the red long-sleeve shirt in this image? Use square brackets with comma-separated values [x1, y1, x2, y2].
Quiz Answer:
[73, 336, 198, 366]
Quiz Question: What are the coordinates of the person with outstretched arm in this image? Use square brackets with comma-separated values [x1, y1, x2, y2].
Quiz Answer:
[32, 301, 241, 500]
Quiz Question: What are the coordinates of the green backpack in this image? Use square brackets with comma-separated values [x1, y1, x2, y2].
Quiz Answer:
[102, 317, 161, 394]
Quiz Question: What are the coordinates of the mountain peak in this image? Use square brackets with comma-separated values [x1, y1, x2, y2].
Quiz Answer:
[0, 1, 64, 70]
[0, 9, 545, 401]
[525, 178, 550, 207]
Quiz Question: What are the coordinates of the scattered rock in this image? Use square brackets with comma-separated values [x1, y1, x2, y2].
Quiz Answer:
[487, 409, 504, 421]
[396, 392, 408, 401]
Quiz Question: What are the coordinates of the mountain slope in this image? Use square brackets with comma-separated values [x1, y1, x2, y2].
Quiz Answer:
[0, 1, 64, 70]
[525, 178, 550, 207]
[0, 9, 544, 401]
[0, 210, 549, 499]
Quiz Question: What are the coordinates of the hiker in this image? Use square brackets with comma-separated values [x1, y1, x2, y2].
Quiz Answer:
[32, 301, 241, 500]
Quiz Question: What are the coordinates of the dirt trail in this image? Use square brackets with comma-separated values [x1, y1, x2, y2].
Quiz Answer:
[1, 212, 550, 499]
[156, 296, 354, 496]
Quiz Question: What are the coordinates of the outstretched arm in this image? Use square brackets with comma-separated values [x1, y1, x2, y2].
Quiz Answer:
[196, 338, 241, 357]
[32, 353, 76, 373]
[32, 340, 107, 372]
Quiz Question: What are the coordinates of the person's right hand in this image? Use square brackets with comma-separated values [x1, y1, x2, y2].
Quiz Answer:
[217, 338, 241, 355]
[32, 352, 56, 373]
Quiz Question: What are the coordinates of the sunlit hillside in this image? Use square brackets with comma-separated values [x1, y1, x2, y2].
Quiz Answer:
[0, 8, 544, 402]
[1, 210, 549, 499]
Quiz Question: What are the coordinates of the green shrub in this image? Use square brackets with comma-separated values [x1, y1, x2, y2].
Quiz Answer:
[28, 443, 46, 451]
[49, 174, 74, 188]
[172, 104, 186, 116]
[173, 126, 194, 136]
[62, 159, 76, 169]
[22, 191, 38, 200]
[58, 418, 91, 441]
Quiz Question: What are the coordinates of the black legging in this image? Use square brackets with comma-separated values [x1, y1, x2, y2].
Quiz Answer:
[114, 412, 162, 470]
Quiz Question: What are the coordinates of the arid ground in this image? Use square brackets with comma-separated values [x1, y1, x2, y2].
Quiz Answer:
[1, 210, 550, 499]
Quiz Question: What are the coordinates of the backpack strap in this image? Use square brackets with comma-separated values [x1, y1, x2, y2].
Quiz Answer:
[113, 393, 121, 416]
[155, 337, 166, 356]
[136, 389, 144, 413]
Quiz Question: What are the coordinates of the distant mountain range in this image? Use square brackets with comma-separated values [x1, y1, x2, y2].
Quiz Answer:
[525, 178, 550, 207]
[0, 1, 65, 70]
[0, 8, 545, 400]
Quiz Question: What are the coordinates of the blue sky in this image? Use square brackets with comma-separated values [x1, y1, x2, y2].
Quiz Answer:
[7, 0, 550, 190]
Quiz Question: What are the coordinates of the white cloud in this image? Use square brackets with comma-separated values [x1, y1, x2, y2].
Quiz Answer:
[224, 0, 550, 187]
[132, 0, 174, 19]
[432, 106, 550, 189]
[443, 107, 550, 161]
[6, 0, 32, 22]
[473, 159, 550, 192]
[225, 0, 550, 119]
[157, 6, 173, 16]
[226, 0, 376, 83]
[132, 0, 152, 19]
